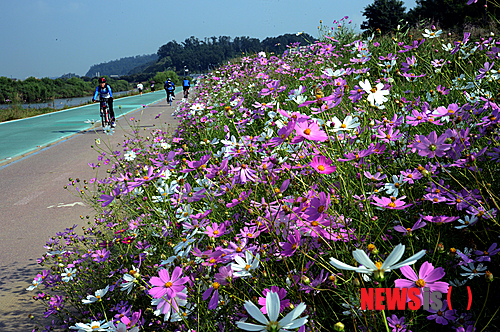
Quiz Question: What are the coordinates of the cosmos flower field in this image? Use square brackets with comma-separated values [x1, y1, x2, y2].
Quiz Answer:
[28, 18, 500, 332]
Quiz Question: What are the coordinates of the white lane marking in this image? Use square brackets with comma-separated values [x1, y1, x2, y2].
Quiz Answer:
[47, 202, 85, 208]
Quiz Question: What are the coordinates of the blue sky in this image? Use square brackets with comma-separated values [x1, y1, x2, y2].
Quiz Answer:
[1, 0, 416, 79]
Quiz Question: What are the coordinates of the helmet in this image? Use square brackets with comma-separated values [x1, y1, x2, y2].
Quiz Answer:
[98, 77, 106, 84]
[167, 78, 171, 81]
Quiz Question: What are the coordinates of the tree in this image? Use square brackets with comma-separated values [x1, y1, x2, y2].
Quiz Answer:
[407, 0, 493, 30]
[361, 0, 407, 34]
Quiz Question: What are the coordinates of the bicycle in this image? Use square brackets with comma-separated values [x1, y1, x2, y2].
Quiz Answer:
[166, 90, 174, 106]
[98, 98, 112, 127]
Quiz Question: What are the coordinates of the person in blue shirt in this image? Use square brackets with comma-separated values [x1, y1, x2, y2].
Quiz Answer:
[182, 77, 190, 98]
[92, 77, 115, 127]
[164, 78, 175, 103]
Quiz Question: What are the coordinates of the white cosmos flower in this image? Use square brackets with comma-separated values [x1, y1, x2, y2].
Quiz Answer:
[455, 215, 478, 229]
[460, 263, 487, 279]
[103, 125, 114, 136]
[26, 276, 43, 291]
[327, 115, 360, 132]
[61, 267, 76, 283]
[359, 79, 389, 106]
[236, 291, 308, 332]
[69, 320, 114, 331]
[231, 251, 260, 277]
[82, 285, 110, 304]
[329, 243, 426, 280]
[124, 151, 136, 161]
[120, 266, 140, 295]
[422, 29, 442, 38]
[384, 175, 405, 197]
[160, 142, 171, 149]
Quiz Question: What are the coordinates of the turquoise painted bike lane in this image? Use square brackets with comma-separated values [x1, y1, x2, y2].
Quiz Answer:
[0, 88, 182, 163]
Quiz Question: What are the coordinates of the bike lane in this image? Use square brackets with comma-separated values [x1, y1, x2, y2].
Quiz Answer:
[0, 90, 185, 331]
[0, 88, 182, 164]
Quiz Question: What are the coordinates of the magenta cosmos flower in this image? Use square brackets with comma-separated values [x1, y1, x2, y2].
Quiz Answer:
[413, 131, 451, 158]
[395, 261, 449, 303]
[293, 118, 328, 142]
[258, 286, 290, 314]
[310, 155, 336, 174]
[148, 266, 190, 300]
[371, 196, 412, 210]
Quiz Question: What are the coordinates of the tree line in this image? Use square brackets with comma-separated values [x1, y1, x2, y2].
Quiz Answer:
[85, 54, 158, 77]
[119, 33, 316, 82]
[362, 0, 500, 35]
[0, 76, 129, 104]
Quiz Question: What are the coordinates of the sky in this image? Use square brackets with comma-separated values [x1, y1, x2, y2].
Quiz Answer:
[1, 0, 416, 80]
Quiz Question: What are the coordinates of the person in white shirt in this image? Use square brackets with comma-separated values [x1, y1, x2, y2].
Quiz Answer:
[137, 82, 144, 95]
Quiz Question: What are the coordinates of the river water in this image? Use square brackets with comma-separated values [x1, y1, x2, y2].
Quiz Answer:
[0, 90, 134, 110]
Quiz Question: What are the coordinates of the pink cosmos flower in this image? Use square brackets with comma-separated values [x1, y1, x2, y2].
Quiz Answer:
[92, 249, 110, 263]
[474, 243, 500, 262]
[305, 192, 331, 220]
[363, 171, 387, 181]
[293, 118, 328, 142]
[375, 127, 403, 143]
[371, 196, 412, 210]
[239, 226, 261, 239]
[413, 131, 451, 158]
[148, 266, 190, 300]
[426, 300, 456, 325]
[279, 229, 302, 257]
[205, 222, 226, 238]
[393, 219, 427, 236]
[395, 261, 449, 304]
[310, 155, 336, 174]
[421, 215, 459, 224]
[258, 287, 290, 314]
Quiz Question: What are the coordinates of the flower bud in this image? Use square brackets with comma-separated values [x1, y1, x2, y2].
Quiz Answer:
[373, 270, 386, 282]
[301, 275, 311, 285]
[485, 270, 493, 282]
[352, 277, 361, 287]
[437, 242, 445, 253]
[334, 322, 345, 331]
[367, 244, 379, 255]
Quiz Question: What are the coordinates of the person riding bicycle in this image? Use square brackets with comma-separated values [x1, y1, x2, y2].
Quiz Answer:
[182, 77, 190, 98]
[164, 78, 175, 103]
[92, 77, 115, 127]
[137, 82, 144, 96]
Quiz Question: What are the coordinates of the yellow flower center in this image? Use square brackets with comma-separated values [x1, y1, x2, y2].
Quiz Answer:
[304, 128, 311, 135]
[341, 123, 347, 128]
[165, 282, 173, 288]
[416, 279, 426, 287]
[375, 261, 383, 270]
[318, 165, 325, 171]
[245, 264, 251, 271]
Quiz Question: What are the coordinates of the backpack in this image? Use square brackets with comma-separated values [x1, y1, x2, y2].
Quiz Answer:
[165, 81, 173, 90]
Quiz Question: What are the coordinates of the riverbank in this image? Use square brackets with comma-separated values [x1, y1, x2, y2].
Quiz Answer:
[0, 88, 152, 122]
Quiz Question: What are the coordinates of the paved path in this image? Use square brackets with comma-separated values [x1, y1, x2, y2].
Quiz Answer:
[0, 87, 182, 164]
[0, 91, 183, 331]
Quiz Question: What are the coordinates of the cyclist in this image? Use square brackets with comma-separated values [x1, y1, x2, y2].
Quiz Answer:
[92, 77, 115, 127]
[182, 77, 190, 98]
[150, 81, 155, 92]
[164, 78, 175, 104]
[137, 82, 144, 96]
